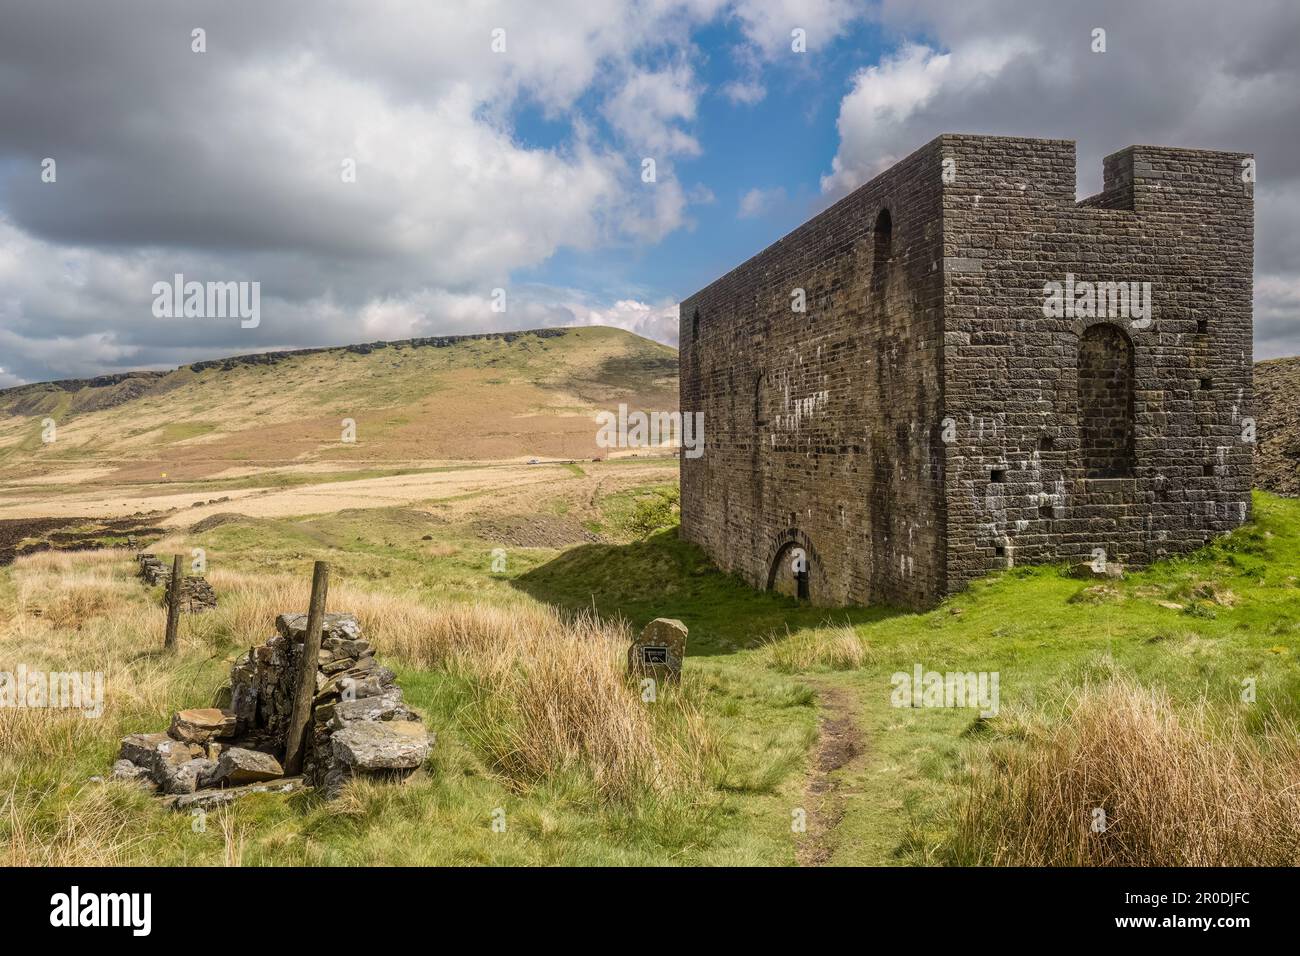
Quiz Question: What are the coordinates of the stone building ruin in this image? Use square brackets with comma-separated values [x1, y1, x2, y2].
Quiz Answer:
[680, 134, 1254, 609]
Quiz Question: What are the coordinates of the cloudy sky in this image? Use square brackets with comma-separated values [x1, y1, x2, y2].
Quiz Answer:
[1, 0, 1297, 386]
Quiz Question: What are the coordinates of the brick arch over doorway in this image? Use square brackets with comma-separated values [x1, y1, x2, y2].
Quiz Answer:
[766, 530, 818, 601]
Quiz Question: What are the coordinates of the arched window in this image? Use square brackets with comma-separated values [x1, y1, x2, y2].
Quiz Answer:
[871, 209, 892, 290]
[1078, 323, 1136, 478]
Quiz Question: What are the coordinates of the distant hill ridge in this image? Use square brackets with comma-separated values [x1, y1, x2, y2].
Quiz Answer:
[0, 327, 574, 401]
[0, 325, 678, 469]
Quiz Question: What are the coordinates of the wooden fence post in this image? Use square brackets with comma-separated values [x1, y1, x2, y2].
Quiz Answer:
[163, 554, 183, 650]
[284, 561, 330, 775]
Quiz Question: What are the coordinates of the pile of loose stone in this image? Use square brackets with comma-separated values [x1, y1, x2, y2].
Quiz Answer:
[135, 552, 218, 611]
[113, 611, 432, 809]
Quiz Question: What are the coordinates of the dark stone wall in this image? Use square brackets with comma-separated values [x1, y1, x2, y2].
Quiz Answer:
[942, 135, 1254, 593]
[680, 133, 1254, 608]
[679, 139, 947, 608]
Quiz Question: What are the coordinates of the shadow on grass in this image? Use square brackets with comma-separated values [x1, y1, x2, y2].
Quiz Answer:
[512, 527, 902, 656]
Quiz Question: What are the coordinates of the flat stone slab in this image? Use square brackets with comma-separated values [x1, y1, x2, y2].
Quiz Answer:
[332, 720, 431, 770]
[163, 776, 305, 812]
[169, 707, 237, 743]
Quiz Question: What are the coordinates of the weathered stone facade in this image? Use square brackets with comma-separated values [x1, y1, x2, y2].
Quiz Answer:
[680, 134, 1254, 609]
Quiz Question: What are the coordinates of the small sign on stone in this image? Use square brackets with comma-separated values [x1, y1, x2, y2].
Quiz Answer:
[628, 618, 687, 683]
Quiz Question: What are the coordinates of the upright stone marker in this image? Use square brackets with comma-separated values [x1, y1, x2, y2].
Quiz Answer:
[628, 618, 688, 683]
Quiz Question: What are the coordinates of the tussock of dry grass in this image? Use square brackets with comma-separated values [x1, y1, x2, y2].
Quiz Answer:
[2, 780, 154, 866]
[203, 573, 720, 801]
[952, 678, 1300, 866]
[759, 624, 870, 673]
[393, 602, 719, 800]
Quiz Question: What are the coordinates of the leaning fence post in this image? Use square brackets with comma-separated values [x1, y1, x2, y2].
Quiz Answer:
[284, 561, 330, 775]
[163, 554, 183, 650]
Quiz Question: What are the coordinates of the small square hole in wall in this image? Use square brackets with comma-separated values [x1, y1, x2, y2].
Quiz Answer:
[1196, 319, 1208, 334]
[1039, 505, 1054, 519]
[1203, 464, 1215, 477]
[1038, 435, 1055, 452]
[1199, 377, 1213, 391]
[993, 544, 1006, 558]
[990, 469, 1006, 483]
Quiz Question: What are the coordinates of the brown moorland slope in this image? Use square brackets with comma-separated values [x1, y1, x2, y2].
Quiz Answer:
[0, 326, 678, 484]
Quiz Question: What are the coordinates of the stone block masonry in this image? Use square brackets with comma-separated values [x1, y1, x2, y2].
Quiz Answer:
[679, 133, 1253, 609]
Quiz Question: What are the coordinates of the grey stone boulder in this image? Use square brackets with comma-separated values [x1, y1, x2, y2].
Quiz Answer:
[203, 747, 284, 787]
[331, 721, 431, 770]
[111, 759, 154, 786]
[276, 612, 363, 643]
[1070, 560, 1124, 581]
[159, 757, 216, 795]
[119, 732, 172, 766]
[331, 693, 417, 727]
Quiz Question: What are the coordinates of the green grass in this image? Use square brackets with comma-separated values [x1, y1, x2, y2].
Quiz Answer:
[520, 490, 1300, 864]
[4, 484, 1299, 866]
[156, 421, 218, 443]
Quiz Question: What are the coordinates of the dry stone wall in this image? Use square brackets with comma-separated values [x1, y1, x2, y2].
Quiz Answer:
[114, 611, 431, 806]
[136, 552, 217, 611]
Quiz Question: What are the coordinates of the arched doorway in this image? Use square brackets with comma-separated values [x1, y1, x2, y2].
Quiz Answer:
[768, 540, 811, 601]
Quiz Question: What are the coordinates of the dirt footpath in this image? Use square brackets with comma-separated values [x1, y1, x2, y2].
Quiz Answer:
[797, 682, 870, 866]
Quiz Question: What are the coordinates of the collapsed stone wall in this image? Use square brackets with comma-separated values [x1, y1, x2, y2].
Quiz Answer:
[114, 611, 431, 807]
[680, 133, 1253, 609]
[136, 552, 217, 611]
